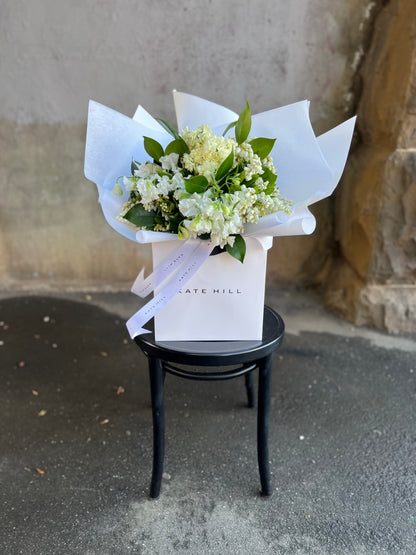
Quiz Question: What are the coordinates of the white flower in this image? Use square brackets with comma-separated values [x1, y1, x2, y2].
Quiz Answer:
[178, 195, 202, 218]
[156, 175, 173, 197]
[255, 177, 267, 191]
[123, 176, 136, 191]
[187, 215, 212, 234]
[112, 182, 123, 196]
[235, 142, 254, 162]
[244, 155, 263, 181]
[171, 172, 185, 190]
[136, 178, 160, 208]
[159, 153, 179, 171]
[263, 154, 276, 174]
[134, 162, 160, 177]
[181, 125, 236, 182]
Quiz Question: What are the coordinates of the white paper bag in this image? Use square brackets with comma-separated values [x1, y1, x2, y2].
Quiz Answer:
[153, 237, 271, 341]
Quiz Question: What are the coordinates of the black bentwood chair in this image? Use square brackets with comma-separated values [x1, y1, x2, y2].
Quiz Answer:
[135, 305, 284, 498]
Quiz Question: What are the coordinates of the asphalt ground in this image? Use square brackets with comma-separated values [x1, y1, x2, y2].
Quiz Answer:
[0, 290, 415, 554]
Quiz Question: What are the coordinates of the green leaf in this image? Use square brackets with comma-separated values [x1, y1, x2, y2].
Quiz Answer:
[222, 120, 237, 137]
[154, 214, 164, 225]
[215, 149, 234, 181]
[249, 137, 276, 159]
[131, 160, 139, 175]
[184, 175, 209, 194]
[157, 170, 172, 177]
[235, 102, 251, 144]
[156, 118, 180, 139]
[198, 233, 211, 240]
[164, 137, 190, 156]
[265, 182, 276, 195]
[168, 214, 183, 233]
[261, 166, 277, 186]
[244, 176, 259, 188]
[143, 136, 164, 162]
[177, 191, 190, 201]
[225, 234, 246, 263]
[178, 222, 190, 240]
[123, 204, 156, 227]
[229, 181, 241, 193]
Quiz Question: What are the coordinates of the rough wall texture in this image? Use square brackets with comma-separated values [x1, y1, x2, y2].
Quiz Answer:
[325, 0, 416, 333]
[0, 119, 152, 290]
[0, 0, 376, 292]
[0, 0, 371, 129]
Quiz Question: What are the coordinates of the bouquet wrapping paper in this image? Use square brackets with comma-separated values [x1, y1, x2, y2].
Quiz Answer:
[84, 92, 356, 341]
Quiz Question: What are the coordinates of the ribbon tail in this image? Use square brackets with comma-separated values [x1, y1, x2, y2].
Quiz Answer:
[126, 240, 213, 339]
[131, 239, 201, 298]
[127, 323, 151, 337]
[131, 268, 145, 295]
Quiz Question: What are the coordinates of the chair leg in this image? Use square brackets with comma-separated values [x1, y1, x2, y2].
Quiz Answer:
[257, 354, 273, 496]
[148, 357, 165, 499]
[245, 371, 255, 408]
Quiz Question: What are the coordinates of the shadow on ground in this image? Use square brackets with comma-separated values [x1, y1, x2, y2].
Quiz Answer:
[0, 296, 415, 554]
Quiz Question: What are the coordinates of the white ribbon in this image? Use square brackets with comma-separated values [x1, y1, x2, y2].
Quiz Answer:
[131, 239, 201, 298]
[126, 240, 213, 338]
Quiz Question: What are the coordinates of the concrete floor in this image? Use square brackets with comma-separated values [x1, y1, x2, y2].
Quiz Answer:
[0, 289, 415, 554]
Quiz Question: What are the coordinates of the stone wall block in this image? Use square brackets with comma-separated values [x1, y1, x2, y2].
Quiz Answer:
[357, 285, 416, 334]
[373, 149, 416, 283]
[325, 0, 416, 333]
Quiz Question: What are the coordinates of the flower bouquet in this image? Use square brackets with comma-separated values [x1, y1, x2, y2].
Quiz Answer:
[114, 102, 292, 261]
[84, 92, 355, 341]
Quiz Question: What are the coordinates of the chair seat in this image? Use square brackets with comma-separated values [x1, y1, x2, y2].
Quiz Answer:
[134, 306, 284, 366]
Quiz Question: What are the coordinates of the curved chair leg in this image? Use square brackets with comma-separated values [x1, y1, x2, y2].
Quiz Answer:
[148, 357, 165, 499]
[245, 371, 255, 408]
[257, 354, 273, 496]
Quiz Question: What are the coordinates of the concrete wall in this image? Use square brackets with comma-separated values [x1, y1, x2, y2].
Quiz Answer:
[0, 0, 376, 291]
